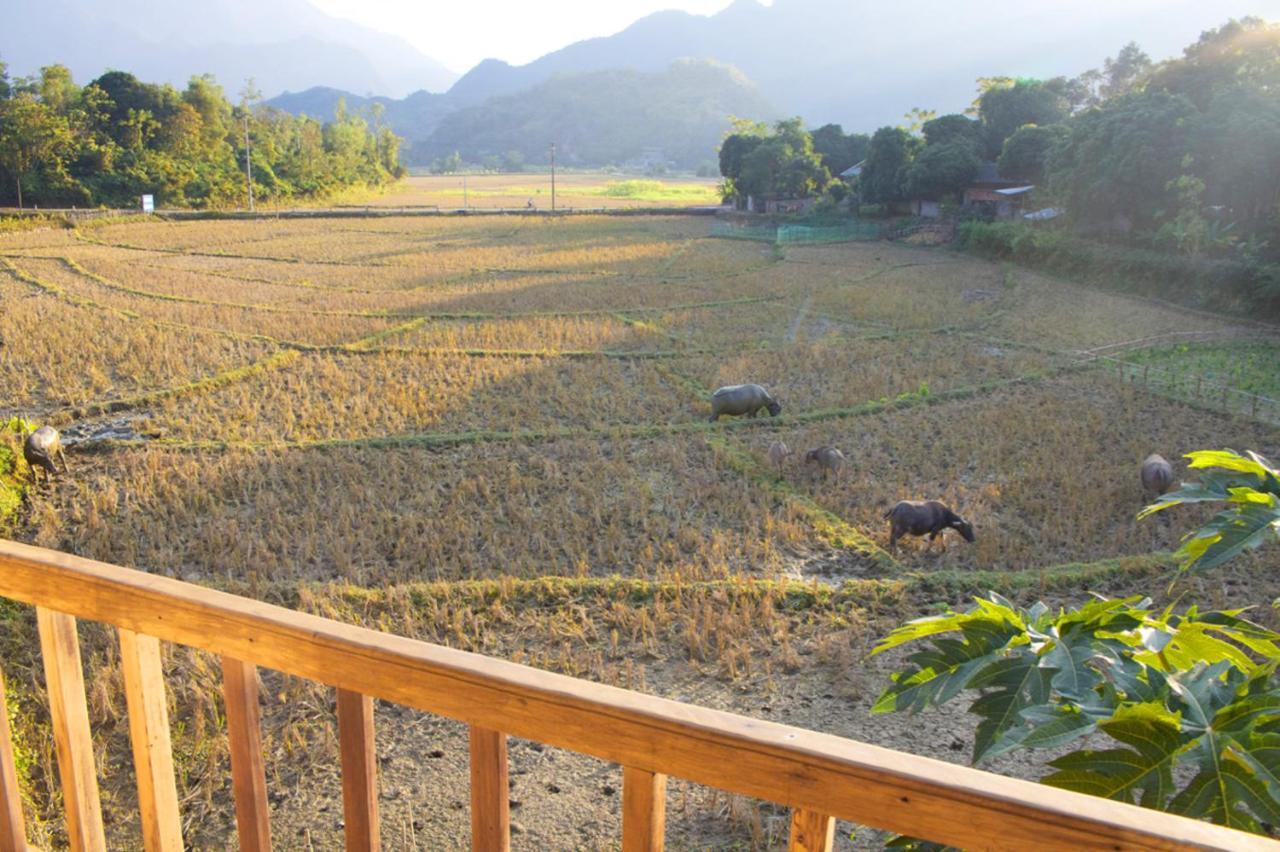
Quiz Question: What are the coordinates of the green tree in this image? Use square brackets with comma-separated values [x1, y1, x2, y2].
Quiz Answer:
[1101, 41, 1153, 100]
[735, 118, 829, 200]
[920, 114, 982, 149]
[997, 123, 1068, 183]
[901, 140, 980, 200]
[0, 94, 73, 207]
[1148, 18, 1280, 111]
[809, 123, 868, 176]
[718, 132, 763, 185]
[1187, 80, 1280, 237]
[901, 106, 937, 136]
[1047, 90, 1195, 229]
[978, 80, 1067, 157]
[0, 56, 10, 100]
[37, 65, 78, 114]
[860, 126, 919, 204]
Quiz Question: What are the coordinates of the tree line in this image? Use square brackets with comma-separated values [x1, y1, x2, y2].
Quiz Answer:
[0, 59, 404, 209]
[719, 18, 1280, 266]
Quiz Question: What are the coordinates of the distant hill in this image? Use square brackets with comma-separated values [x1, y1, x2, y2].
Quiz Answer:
[266, 87, 456, 144]
[1, 0, 458, 98]
[268, 60, 775, 169]
[443, 0, 1270, 129]
[419, 60, 776, 169]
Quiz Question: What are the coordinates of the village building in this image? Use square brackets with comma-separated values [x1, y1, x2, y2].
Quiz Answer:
[963, 162, 1034, 219]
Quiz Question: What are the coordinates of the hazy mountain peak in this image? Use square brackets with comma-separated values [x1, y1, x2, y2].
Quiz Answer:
[1, 0, 458, 98]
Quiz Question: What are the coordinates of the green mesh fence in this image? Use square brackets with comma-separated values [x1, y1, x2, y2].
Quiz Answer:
[777, 222, 881, 244]
[710, 220, 881, 244]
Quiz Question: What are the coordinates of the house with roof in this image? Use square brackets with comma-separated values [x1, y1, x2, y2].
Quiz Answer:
[963, 162, 1034, 219]
[839, 160, 865, 181]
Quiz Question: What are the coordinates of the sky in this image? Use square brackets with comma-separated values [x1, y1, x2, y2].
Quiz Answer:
[309, 0, 744, 72]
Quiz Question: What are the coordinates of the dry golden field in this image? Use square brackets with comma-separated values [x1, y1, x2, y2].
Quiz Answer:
[2, 210, 1279, 849]
[354, 173, 723, 210]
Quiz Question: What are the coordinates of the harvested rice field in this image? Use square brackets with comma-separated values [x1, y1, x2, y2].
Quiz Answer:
[2, 211, 1277, 849]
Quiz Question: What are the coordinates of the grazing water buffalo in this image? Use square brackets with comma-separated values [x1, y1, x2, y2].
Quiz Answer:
[884, 500, 974, 551]
[709, 384, 781, 422]
[1141, 454, 1175, 497]
[805, 446, 846, 479]
[24, 425, 68, 482]
[767, 440, 791, 473]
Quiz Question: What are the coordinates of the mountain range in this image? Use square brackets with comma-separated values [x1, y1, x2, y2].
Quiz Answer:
[6, 0, 1272, 168]
[1, 0, 457, 99]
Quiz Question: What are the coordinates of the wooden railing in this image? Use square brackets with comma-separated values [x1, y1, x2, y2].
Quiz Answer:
[0, 539, 1272, 851]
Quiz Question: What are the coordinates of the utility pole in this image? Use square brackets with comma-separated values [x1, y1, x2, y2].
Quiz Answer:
[549, 142, 556, 212]
[239, 79, 260, 213]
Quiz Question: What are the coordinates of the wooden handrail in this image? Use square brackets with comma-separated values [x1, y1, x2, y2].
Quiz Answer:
[0, 539, 1272, 851]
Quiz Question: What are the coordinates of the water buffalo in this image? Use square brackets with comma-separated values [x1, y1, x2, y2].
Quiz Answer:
[884, 500, 974, 551]
[709, 384, 781, 422]
[1141, 454, 1175, 498]
[24, 425, 68, 482]
[805, 446, 846, 479]
[767, 440, 791, 473]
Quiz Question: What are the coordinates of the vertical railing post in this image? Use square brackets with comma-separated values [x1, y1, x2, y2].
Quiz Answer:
[37, 607, 106, 852]
[468, 726, 509, 852]
[788, 807, 835, 852]
[337, 689, 379, 852]
[221, 657, 271, 852]
[118, 629, 183, 852]
[621, 766, 666, 851]
[0, 666, 27, 851]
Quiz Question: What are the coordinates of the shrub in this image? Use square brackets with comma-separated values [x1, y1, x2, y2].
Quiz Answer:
[957, 221, 1280, 319]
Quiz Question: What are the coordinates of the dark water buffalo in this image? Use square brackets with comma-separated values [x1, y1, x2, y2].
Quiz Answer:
[709, 384, 781, 422]
[805, 446, 846, 479]
[884, 500, 975, 551]
[1141, 454, 1175, 497]
[24, 425, 68, 482]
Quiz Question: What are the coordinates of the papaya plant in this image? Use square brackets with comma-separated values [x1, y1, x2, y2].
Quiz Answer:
[873, 594, 1280, 833]
[873, 448, 1280, 838]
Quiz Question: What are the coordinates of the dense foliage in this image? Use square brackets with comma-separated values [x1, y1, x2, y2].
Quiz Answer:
[809, 123, 869, 176]
[718, 117, 830, 202]
[875, 593, 1280, 834]
[876, 444, 1280, 839]
[956, 219, 1280, 318]
[0, 60, 402, 208]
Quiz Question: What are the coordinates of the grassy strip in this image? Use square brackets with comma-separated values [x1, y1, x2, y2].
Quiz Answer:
[1, 257, 139, 319]
[75, 362, 1087, 455]
[288, 552, 1177, 617]
[0, 432, 26, 531]
[54, 256, 787, 321]
[49, 350, 302, 426]
[709, 436, 900, 570]
[74, 229, 389, 268]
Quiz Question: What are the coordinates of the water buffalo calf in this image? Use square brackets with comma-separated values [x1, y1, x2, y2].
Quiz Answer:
[1141, 454, 1174, 497]
[884, 500, 974, 551]
[805, 446, 846, 479]
[24, 425, 68, 482]
[767, 440, 791, 472]
[709, 384, 781, 422]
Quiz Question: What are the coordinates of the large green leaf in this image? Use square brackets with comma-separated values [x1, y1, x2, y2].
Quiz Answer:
[1042, 703, 1184, 809]
[968, 655, 1052, 762]
[1168, 745, 1280, 834]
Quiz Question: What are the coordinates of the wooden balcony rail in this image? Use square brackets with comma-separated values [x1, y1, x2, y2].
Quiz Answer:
[0, 538, 1273, 851]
